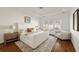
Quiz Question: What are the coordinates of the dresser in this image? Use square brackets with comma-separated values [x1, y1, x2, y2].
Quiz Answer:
[4, 32, 20, 45]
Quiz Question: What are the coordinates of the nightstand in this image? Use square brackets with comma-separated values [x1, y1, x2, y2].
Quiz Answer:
[4, 32, 20, 45]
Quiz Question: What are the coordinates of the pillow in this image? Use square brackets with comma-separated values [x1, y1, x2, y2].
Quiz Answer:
[26, 28, 33, 32]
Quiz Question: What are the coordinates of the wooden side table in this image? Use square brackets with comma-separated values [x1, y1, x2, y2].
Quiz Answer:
[4, 32, 20, 45]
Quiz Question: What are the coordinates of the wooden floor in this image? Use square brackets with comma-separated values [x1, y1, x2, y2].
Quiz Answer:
[0, 39, 75, 52]
[0, 42, 21, 52]
[52, 39, 75, 52]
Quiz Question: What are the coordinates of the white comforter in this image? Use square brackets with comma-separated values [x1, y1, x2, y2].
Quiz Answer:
[20, 31, 49, 49]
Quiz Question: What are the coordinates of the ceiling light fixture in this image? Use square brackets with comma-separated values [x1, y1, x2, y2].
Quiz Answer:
[39, 7, 43, 9]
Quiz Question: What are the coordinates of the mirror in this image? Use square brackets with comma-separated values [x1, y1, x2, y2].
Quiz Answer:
[73, 9, 79, 31]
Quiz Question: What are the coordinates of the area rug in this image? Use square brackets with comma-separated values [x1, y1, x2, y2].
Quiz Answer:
[15, 36, 57, 52]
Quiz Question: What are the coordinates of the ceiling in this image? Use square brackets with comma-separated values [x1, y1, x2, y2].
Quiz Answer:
[2, 7, 73, 17]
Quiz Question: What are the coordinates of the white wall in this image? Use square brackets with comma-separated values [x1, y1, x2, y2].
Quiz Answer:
[70, 7, 79, 51]
[39, 11, 70, 31]
[19, 17, 39, 29]
[0, 8, 39, 43]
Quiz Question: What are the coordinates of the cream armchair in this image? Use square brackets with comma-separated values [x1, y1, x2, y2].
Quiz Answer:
[50, 30, 71, 40]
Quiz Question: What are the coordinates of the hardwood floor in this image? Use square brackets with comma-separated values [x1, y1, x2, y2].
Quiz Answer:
[0, 42, 21, 52]
[0, 39, 75, 52]
[51, 39, 75, 52]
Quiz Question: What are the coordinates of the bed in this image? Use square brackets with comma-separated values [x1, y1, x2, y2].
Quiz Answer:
[20, 31, 49, 49]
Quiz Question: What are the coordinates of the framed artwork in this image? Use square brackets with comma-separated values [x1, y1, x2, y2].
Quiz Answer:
[24, 16, 31, 23]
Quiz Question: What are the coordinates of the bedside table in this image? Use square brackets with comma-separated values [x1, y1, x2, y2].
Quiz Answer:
[4, 32, 20, 45]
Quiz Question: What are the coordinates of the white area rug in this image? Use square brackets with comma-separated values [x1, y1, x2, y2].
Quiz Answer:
[15, 36, 57, 52]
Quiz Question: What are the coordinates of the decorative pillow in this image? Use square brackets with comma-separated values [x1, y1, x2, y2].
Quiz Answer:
[26, 28, 33, 32]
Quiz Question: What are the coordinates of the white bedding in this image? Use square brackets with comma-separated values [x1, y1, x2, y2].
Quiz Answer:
[20, 31, 49, 49]
[15, 36, 57, 52]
